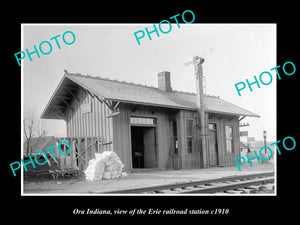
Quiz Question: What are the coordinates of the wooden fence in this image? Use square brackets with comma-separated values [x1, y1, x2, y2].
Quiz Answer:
[55, 136, 112, 173]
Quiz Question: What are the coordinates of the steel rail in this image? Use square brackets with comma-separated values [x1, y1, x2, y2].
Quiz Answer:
[96, 171, 274, 194]
[177, 177, 274, 194]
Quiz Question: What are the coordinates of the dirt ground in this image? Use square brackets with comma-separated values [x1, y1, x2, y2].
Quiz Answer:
[23, 163, 274, 195]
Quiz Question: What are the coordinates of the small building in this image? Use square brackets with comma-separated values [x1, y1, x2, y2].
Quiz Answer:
[24, 136, 57, 157]
[23, 136, 78, 170]
[23, 136, 60, 176]
[41, 71, 259, 172]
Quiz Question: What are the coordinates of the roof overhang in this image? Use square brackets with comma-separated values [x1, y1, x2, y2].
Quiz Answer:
[41, 72, 260, 120]
[206, 109, 260, 118]
[41, 75, 83, 120]
[41, 74, 110, 120]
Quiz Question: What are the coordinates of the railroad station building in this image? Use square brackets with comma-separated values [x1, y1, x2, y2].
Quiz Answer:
[41, 70, 259, 172]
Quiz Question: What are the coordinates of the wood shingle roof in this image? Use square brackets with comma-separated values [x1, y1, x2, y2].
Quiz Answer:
[41, 72, 259, 119]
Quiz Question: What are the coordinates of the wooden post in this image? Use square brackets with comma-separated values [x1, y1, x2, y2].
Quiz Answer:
[77, 138, 82, 175]
[85, 137, 88, 169]
[91, 137, 95, 157]
[194, 57, 208, 168]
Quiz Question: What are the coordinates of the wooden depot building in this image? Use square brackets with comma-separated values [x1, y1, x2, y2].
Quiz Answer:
[41, 70, 259, 172]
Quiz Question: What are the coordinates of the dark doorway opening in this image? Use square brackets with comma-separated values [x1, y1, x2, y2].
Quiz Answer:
[131, 126, 157, 169]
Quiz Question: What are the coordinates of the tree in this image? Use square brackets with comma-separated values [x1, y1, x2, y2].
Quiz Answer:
[23, 109, 48, 156]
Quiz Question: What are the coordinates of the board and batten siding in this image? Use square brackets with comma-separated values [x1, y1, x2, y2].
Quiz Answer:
[178, 110, 201, 169]
[65, 88, 113, 151]
[111, 104, 131, 171]
[64, 89, 241, 171]
[177, 111, 241, 169]
[112, 104, 173, 171]
[208, 114, 240, 166]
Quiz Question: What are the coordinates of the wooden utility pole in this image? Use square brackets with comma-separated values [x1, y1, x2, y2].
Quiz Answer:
[263, 130, 267, 153]
[184, 48, 213, 168]
[194, 56, 208, 168]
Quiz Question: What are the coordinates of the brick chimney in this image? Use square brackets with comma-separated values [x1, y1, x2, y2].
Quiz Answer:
[157, 71, 172, 92]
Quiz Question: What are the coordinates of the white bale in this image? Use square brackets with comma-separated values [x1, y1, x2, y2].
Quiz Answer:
[85, 151, 127, 181]
[111, 171, 120, 179]
[88, 159, 97, 165]
[102, 171, 111, 180]
[95, 153, 102, 159]
[104, 160, 114, 166]
[86, 175, 101, 181]
[84, 155, 105, 180]
[101, 151, 112, 160]
[106, 162, 122, 171]
[95, 160, 105, 172]
[121, 172, 128, 177]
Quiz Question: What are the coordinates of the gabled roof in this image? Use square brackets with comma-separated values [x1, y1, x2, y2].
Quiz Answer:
[41, 71, 259, 119]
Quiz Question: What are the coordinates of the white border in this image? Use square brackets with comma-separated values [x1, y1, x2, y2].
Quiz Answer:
[20, 23, 277, 197]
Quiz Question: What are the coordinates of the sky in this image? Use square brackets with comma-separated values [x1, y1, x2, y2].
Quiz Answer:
[22, 23, 276, 142]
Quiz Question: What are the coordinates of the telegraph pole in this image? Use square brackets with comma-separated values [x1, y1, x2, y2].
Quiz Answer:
[263, 130, 267, 153]
[194, 56, 208, 167]
[262, 130, 267, 164]
[184, 48, 213, 168]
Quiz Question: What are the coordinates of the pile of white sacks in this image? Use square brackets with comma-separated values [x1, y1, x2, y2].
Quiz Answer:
[84, 151, 127, 181]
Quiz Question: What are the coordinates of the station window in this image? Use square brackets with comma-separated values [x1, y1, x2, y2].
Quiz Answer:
[130, 117, 155, 125]
[186, 120, 193, 153]
[225, 125, 233, 153]
[209, 123, 216, 130]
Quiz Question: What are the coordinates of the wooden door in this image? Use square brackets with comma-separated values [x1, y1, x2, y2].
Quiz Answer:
[143, 127, 157, 168]
[208, 123, 218, 166]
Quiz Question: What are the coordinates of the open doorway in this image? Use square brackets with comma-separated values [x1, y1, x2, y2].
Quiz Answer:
[131, 126, 157, 169]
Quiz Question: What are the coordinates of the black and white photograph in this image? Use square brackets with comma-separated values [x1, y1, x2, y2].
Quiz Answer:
[4, 4, 298, 221]
[21, 23, 276, 195]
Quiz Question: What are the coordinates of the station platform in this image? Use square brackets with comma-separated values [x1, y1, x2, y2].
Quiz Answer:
[23, 163, 274, 195]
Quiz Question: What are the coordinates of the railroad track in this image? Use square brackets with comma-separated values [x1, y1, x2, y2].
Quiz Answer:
[100, 172, 274, 194]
